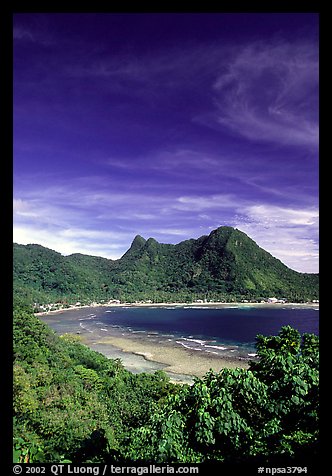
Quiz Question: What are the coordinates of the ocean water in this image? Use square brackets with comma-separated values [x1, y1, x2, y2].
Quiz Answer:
[42, 305, 319, 361]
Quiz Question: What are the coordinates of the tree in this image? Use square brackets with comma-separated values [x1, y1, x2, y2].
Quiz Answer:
[126, 326, 319, 464]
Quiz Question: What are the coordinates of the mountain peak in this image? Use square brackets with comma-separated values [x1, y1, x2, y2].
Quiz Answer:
[13, 226, 319, 304]
[131, 235, 146, 249]
[146, 237, 159, 246]
[211, 225, 236, 236]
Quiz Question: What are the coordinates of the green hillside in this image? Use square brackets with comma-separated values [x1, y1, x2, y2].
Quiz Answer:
[13, 226, 319, 305]
[13, 303, 319, 464]
[13, 303, 174, 463]
[12, 226, 320, 464]
[13, 243, 116, 305]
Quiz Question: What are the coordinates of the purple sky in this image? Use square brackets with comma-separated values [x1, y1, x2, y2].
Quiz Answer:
[13, 13, 319, 273]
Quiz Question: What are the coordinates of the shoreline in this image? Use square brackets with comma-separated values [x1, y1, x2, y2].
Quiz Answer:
[39, 300, 319, 384]
[39, 303, 254, 383]
[35, 300, 319, 317]
[82, 333, 250, 384]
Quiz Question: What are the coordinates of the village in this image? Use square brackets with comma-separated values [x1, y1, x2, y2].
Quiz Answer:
[33, 296, 319, 314]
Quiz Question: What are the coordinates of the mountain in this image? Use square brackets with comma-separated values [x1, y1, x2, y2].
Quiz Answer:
[13, 243, 116, 305]
[13, 226, 319, 305]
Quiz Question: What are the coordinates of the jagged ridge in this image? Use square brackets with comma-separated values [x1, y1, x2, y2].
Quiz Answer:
[13, 226, 319, 304]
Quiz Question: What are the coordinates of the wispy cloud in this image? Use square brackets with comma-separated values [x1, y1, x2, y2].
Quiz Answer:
[242, 204, 318, 227]
[232, 204, 319, 273]
[13, 16, 318, 274]
[67, 38, 318, 151]
[13, 225, 129, 259]
[174, 194, 237, 212]
[209, 41, 318, 148]
[13, 181, 319, 273]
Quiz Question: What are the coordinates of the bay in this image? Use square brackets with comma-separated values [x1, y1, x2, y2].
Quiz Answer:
[42, 304, 319, 361]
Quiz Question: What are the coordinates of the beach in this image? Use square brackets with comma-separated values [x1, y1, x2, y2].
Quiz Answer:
[39, 303, 255, 384]
[36, 300, 319, 317]
[39, 301, 318, 384]
[83, 332, 249, 384]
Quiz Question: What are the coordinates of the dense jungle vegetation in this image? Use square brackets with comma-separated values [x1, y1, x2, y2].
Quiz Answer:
[13, 226, 319, 306]
[13, 301, 319, 465]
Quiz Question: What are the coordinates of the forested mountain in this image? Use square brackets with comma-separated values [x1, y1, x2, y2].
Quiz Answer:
[13, 226, 319, 305]
[12, 227, 320, 464]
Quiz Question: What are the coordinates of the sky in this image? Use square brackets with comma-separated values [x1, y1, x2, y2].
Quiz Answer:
[13, 13, 319, 273]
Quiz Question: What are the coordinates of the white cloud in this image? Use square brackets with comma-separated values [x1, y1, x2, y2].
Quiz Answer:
[243, 204, 318, 227]
[13, 184, 319, 272]
[233, 204, 319, 273]
[212, 41, 318, 148]
[175, 194, 236, 211]
[13, 190, 137, 259]
[13, 198, 38, 217]
[13, 224, 130, 259]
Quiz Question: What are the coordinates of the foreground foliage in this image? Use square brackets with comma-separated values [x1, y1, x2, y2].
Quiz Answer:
[13, 303, 319, 464]
[13, 304, 175, 463]
[126, 326, 319, 463]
